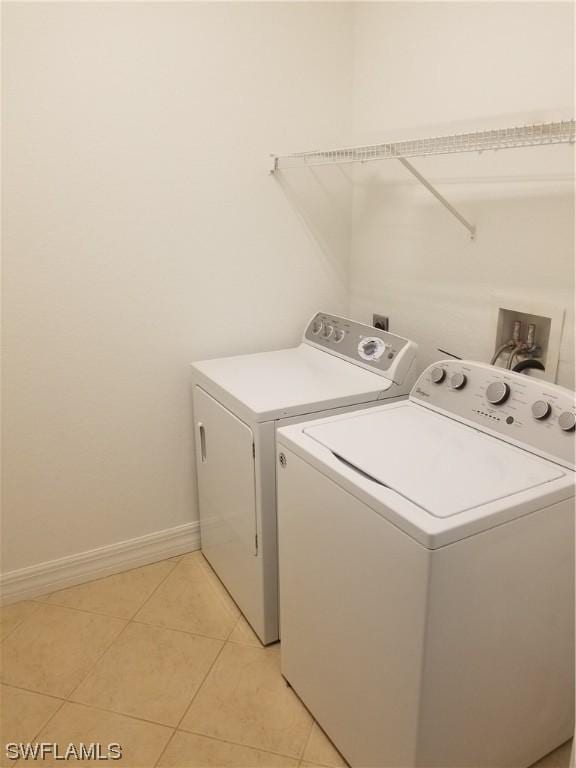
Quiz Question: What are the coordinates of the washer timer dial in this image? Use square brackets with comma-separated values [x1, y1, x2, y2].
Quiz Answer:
[358, 337, 386, 361]
[486, 381, 511, 405]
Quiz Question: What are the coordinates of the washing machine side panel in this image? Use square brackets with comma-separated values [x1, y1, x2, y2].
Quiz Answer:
[193, 386, 265, 638]
[417, 497, 575, 768]
[277, 446, 430, 768]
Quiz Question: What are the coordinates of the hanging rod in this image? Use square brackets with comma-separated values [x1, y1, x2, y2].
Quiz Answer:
[270, 120, 575, 171]
[270, 120, 574, 240]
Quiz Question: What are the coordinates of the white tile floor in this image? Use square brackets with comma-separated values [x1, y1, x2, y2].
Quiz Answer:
[0, 552, 572, 767]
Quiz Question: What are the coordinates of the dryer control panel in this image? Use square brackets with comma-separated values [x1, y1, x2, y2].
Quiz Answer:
[411, 360, 575, 469]
[303, 312, 417, 385]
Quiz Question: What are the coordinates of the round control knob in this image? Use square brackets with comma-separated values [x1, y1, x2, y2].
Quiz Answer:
[486, 381, 511, 405]
[558, 411, 576, 432]
[321, 324, 333, 339]
[450, 372, 467, 390]
[333, 329, 345, 343]
[358, 337, 386, 361]
[430, 367, 446, 384]
[311, 320, 323, 335]
[531, 400, 552, 421]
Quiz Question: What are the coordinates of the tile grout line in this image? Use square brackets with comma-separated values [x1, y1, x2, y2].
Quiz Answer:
[173, 636, 315, 764]
[26, 696, 68, 747]
[299, 713, 316, 762]
[0, 682, 67, 702]
[125, 556, 186, 621]
[30, 555, 183, 622]
[151, 628, 233, 768]
[1, 564, 186, 703]
[21, 697, 176, 766]
[150, 616, 244, 768]
[173, 635, 230, 728]
[179, 727, 312, 764]
[3, 556, 182, 628]
[43, 553, 235, 765]
[151, 727, 178, 768]
[46, 554, 184, 597]
[4, 597, 235, 645]
[63, 619, 131, 704]
[22, 678, 71, 749]
[47, 697, 179, 730]
[3, 680, 66, 768]
[130, 617, 235, 643]
[1, 638, 293, 761]
[123, 554, 187, 768]
[0, 601, 43, 644]
[3, 562, 154, 759]
[129, 551, 241, 629]
[0, 614, 128, 704]
[20, 600, 147, 623]
[4, 553, 306, 765]
[2, 573, 250, 726]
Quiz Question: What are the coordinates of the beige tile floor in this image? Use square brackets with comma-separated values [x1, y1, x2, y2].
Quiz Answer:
[0, 552, 572, 768]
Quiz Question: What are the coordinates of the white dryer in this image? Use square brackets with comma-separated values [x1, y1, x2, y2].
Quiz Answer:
[190, 312, 417, 645]
[277, 360, 575, 768]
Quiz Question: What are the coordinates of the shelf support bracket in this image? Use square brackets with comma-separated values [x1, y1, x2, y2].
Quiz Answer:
[397, 157, 476, 240]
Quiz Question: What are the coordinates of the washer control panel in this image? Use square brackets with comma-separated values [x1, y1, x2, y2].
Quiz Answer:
[411, 360, 575, 469]
[304, 312, 417, 385]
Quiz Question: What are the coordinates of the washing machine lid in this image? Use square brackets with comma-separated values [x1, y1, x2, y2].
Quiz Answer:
[191, 344, 397, 422]
[303, 404, 566, 518]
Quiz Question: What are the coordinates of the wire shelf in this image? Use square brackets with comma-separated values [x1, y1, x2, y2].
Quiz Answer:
[272, 120, 575, 171]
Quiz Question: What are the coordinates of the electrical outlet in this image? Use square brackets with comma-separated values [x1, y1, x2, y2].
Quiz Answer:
[373, 314, 389, 332]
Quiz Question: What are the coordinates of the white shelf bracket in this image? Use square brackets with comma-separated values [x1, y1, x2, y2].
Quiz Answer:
[271, 122, 576, 240]
[397, 157, 476, 240]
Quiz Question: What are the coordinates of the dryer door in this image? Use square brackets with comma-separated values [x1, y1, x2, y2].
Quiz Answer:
[193, 386, 258, 616]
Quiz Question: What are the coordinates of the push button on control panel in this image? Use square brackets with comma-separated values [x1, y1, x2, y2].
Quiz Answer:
[531, 400, 552, 421]
[486, 381, 511, 405]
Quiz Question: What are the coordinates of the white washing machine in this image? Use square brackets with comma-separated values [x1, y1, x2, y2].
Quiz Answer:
[190, 312, 417, 645]
[277, 360, 575, 768]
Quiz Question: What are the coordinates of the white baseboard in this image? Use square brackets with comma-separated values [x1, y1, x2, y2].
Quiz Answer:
[0, 521, 201, 605]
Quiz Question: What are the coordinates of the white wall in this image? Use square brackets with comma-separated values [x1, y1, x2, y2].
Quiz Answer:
[3, 1, 574, 579]
[1, 2, 353, 573]
[349, 1, 574, 385]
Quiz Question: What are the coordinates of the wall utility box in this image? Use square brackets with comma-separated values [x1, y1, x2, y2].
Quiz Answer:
[491, 296, 565, 383]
